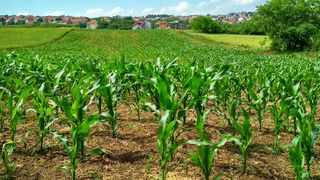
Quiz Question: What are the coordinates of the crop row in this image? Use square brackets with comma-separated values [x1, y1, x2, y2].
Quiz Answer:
[1, 47, 320, 179]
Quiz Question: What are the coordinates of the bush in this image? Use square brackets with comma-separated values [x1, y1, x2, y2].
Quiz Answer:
[191, 16, 222, 33]
[255, 0, 320, 51]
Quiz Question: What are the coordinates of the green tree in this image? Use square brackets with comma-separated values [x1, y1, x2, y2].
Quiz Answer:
[191, 16, 222, 33]
[97, 19, 109, 29]
[255, 0, 320, 51]
[77, 21, 87, 29]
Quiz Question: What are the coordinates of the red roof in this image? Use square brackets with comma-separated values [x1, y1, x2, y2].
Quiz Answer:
[87, 20, 97, 25]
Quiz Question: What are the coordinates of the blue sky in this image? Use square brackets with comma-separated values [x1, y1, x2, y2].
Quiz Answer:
[1, 0, 267, 17]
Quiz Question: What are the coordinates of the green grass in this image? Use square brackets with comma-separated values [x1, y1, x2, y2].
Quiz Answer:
[186, 32, 271, 50]
[0, 28, 73, 49]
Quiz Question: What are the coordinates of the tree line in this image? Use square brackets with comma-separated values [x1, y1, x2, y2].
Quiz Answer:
[191, 0, 320, 51]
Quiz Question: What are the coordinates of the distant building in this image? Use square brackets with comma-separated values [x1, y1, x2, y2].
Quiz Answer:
[132, 21, 152, 30]
[87, 20, 98, 29]
[155, 21, 169, 29]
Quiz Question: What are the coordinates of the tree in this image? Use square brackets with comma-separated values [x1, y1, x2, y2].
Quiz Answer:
[255, 0, 320, 51]
[97, 19, 109, 29]
[77, 21, 87, 29]
[0, 17, 5, 25]
[191, 16, 222, 33]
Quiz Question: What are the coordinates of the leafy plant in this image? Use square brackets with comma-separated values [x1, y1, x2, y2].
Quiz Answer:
[31, 83, 57, 151]
[1, 141, 17, 180]
[157, 111, 183, 180]
[289, 137, 308, 180]
[188, 136, 236, 180]
[232, 109, 252, 173]
[52, 115, 104, 180]
[56, 80, 99, 156]
[1, 86, 31, 141]
[100, 72, 123, 138]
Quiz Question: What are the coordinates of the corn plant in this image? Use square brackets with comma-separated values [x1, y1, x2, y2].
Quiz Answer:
[290, 104, 320, 177]
[99, 72, 123, 138]
[289, 137, 308, 180]
[0, 86, 31, 141]
[232, 109, 252, 173]
[188, 135, 236, 180]
[52, 115, 104, 180]
[1, 141, 17, 180]
[268, 79, 292, 150]
[0, 91, 5, 132]
[157, 111, 183, 180]
[122, 62, 147, 121]
[188, 102, 236, 180]
[56, 80, 99, 156]
[249, 85, 268, 132]
[31, 83, 58, 152]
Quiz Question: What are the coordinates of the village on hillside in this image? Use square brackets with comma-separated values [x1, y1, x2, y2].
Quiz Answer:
[0, 12, 253, 30]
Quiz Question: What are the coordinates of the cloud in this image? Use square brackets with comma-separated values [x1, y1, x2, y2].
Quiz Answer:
[143, 8, 156, 14]
[44, 11, 63, 16]
[84, 7, 132, 17]
[197, 1, 207, 8]
[85, 8, 104, 17]
[235, 0, 254, 5]
[17, 12, 30, 16]
[149, 1, 191, 15]
[108, 7, 125, 16]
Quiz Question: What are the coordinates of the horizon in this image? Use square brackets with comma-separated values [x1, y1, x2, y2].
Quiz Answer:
[1, 0, 267, 18]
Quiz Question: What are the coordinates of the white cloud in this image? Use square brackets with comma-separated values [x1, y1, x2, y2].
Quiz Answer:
[17, 12, 30, 16]
[158, 1, 190, 15]
[85, 8, 104, 17]
[235, 0, 254, 5]
[143, 8, 156, 14]
[108, 7, 125, 16]
[175, 1, 190, 12]
[44, 11, 63, 16]
[197, 1, 207, 8]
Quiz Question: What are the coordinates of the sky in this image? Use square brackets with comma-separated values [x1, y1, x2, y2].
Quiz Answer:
[0, 0, 267, 17]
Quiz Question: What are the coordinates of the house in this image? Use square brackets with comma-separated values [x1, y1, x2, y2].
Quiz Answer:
[175, 22, 188, 30]
[87, 20, 98, 29]
[25, 15, 35, 25]
[155, 21, 169, 29]
[14, 17, 25, 24]
[132, 21, 152, 30]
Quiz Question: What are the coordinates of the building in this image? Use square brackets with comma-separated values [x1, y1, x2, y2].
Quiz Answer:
[87, 20, 98, 29]
[132, 21, 152, 30]
[155, 21, 169, 29]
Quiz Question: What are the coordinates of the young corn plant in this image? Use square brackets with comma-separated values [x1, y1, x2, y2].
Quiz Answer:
[157, 111, 183, 180]
[124, 62, 146, 121]
[31, 83, 57, 152]
[249, 86, 268, 132]
[1, 86, 31, 141]
[1, 141, 17, 180]
[289, 137, 308, 180]
[187, 136, 236, 180]
[188, 103, 236, 180]
[56, 80, 99, 156]
[290, 104, 320, 178]
[232, 109, 252, 173]
[268, 79, 292, 151]
[52, 115, 104, 180]
[0, 91, 5, 132]
[99, 72, 123, 138]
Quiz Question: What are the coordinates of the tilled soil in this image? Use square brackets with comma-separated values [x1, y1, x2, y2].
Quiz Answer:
[1, 103, 320, 180]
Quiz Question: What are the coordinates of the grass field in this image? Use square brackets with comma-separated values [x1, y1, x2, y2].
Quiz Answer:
[186, 32, 271, 49]
[0, 28, 73, 49]
[1, 28, 320, 180]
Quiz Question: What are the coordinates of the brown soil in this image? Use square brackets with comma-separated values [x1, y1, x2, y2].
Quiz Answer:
[1, 103, 320, 180]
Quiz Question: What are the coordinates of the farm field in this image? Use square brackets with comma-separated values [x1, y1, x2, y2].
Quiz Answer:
[0, 28, 73, 49]
[186, 32, 271, 50]
[1, 28, 320, 180]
